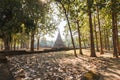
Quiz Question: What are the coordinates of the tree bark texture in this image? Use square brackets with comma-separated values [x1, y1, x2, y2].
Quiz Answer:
[87, 0, 96, 57]
[106, 29, 110, 51]
[94, 16, 99, 52]
[97, 7, 104, 54]
[111, 0, 118, 58]
[61, 2, 77, 57]
[30, 31, 35, 51]
[77, 21, 83, 55]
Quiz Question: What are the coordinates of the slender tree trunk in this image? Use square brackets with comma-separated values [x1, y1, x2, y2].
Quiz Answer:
[77, 21, 83, 55]
[104, 29, 107, 50]
[94, 16, 99, 52]
[87, 36, 91, 48]
[31, 31, 35, 51]
[87, 0, 96, 57]
[97, 7, 104, 54]
[66, 14, 77, 57]
[82, 35, 87, 49]
[27, 36, 30, 50]
[111, 0, 118, 58]
[61, 3, 77, 57]
[106, 29, 110, 51]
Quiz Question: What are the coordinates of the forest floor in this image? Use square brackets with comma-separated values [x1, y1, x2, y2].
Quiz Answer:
[6, 49, 120, 80]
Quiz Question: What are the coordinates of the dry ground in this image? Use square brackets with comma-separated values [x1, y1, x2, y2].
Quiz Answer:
[6, 49, 120, 80]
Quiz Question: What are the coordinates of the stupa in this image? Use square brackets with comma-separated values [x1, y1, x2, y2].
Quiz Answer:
[53, 30, 66, 48]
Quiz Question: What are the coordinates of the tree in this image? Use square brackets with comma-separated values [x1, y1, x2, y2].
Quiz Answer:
[87, 0, 96, 57]
[96, 6, 104, 54]
[111, 0, 119, 58]
[22, 0, 48, 51]
[76, 20, 83, 55]
[55, 0, 77, 57]
[0, 0, 24, 61]
[93, 15, 99, 52]
[0, 0, 23, 50]
[69, 0, 84, 55]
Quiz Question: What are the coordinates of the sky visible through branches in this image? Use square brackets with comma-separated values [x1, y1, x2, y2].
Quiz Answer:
[45, 20, 66, 41]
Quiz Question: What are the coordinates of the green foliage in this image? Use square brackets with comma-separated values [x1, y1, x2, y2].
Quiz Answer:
[0, 0, 119, 52]
[0, 0, 23, 40]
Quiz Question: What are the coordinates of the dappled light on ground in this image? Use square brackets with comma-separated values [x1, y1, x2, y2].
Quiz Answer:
[6, 49, 120, 80]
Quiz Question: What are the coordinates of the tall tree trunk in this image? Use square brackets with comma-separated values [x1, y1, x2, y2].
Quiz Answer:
[77, 21, 83, 55]
[94, 16, 99, 52]
[87, 0, 96, 57]
[111, 0, 118, 58]
[31, 31, 35, 51]
[97, 7, 104, 54]
[61, 2, 77, 57]
[115, 15, 120, 55]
